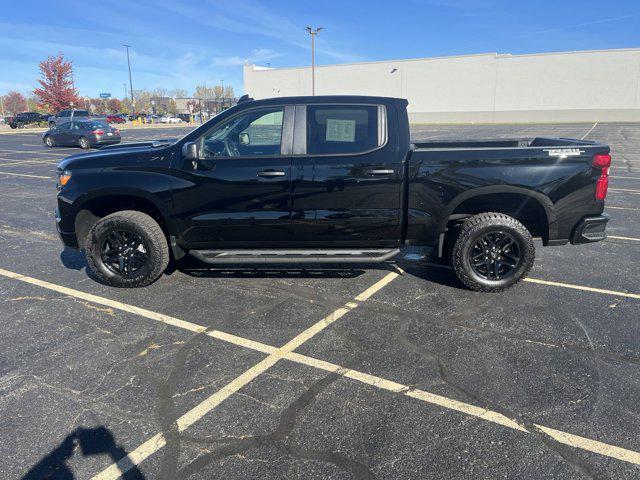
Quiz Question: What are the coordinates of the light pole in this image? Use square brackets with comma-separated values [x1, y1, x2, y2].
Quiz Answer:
[123, 44, 134, 114]
[220, 79, 224, 110]
[305, 26, 323, 95]
[0, 95, 4, 118]
[123, 83, 128, 103]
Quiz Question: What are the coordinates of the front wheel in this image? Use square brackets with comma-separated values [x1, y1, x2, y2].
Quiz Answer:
[44, 135, 55, 147]
[85, 211, 169, 287]
[450, 213, 535, 292]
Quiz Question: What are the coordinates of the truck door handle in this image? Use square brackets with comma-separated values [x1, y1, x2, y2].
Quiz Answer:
[366, 169, 395, 175]
[257, 170, 286, 177]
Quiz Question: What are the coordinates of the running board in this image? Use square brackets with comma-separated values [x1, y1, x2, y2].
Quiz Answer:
[189, 248, 400, 265]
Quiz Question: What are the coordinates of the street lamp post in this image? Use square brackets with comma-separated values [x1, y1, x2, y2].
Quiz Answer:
[305, 26, 323, 95]
[220, 79, 224, 110]
[123, 44, 134, 114]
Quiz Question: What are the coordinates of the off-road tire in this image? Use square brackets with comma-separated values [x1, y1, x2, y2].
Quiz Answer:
[451, 212, 535, 292]
[86, 211, 169, 288]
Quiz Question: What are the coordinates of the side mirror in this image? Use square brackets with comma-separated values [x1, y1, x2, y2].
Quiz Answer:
[239, 132, 250, 146]
[182, 141, 198, 160]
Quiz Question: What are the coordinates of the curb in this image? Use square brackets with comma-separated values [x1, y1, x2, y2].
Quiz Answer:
[0, 123, 196, 135]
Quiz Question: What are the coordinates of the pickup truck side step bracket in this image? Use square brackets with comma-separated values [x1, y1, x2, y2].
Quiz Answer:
[189, 248, 400, 265]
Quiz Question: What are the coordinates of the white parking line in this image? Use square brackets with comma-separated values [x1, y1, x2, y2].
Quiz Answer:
[610, 176, 640, 180]
[0, 171, 52, 179]
[1, 267, 639, 473]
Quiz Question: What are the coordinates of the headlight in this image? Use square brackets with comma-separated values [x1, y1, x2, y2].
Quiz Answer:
[57, 170, 72, 189]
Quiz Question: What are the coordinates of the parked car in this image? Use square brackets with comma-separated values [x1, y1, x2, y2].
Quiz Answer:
[48, 110, 90, 128]
[7, 112, 46, 129]
[55, 94, 611, 290]
[44, 120, 120, 149]
[159, 115, 182, 124]
[106, 114, 126, 124]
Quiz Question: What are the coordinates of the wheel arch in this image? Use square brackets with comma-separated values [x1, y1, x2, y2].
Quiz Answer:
[74, 191, 174, 250]
[441, 186, 557, 244]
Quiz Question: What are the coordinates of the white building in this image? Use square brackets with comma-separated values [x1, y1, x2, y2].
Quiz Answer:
[244, 48, 640, 123]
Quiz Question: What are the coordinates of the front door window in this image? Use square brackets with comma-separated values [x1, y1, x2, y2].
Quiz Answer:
[198, 107, 284, 158]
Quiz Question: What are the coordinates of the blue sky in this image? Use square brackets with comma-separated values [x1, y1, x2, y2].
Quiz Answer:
[1, 0, 639, 98]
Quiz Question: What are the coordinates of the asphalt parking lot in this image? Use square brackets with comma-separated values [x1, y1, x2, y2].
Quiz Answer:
[0, 123, 639, 479]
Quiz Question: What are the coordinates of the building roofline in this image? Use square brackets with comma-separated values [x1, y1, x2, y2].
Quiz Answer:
[246, 47, 640, 73]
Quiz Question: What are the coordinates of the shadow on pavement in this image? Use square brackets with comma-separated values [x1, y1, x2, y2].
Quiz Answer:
[22, 426, 144, 480]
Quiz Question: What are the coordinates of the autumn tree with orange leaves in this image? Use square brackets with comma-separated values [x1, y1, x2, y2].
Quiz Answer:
[3, 91, 28, 114]
[33, 53, 80, 113]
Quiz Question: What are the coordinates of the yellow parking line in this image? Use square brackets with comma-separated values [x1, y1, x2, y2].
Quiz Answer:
[0, 159, 58, 167]
[607, 206, 640, 211]
[0, 267, 638, 471]
[524, 278, 640, 300]
[0, 171, 52, 179]
[91, 270, 400, 479]
[608, 235, 640, 242]
[610, 188, 640, 195]
[0, 149, 68, 156]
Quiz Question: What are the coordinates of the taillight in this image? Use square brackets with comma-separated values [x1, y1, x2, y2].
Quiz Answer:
[593, 154, 611, 169]
[593, 153, 611, 200]
[93, 129, 105, 135]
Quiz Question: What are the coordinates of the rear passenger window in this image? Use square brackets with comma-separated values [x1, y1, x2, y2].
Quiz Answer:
[306, 105, 380, 155]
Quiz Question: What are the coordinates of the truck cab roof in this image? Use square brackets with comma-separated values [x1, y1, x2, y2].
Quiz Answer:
[238, 95, 409, 109]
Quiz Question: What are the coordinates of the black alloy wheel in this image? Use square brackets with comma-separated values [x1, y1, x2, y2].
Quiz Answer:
[100, 230, 148, 276]
[469, 231, 520, 281]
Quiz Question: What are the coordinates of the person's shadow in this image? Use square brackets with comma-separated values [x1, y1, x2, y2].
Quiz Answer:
[22, 426, 145, 480]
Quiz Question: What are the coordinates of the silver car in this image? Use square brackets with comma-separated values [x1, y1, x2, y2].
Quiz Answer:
[48, 109, 90, 128]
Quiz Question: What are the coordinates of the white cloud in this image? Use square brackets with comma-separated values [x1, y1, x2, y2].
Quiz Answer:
[213, 48, 282, 67]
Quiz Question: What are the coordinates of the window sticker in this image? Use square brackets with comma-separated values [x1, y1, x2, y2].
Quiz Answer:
[326, 118, 356, 142]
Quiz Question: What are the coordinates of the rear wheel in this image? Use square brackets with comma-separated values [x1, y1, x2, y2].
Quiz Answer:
[44, 135, 55, 147]
[85, 211, 169, 287]
[79, 136, 90, 149]
[450, 213, 535, 292]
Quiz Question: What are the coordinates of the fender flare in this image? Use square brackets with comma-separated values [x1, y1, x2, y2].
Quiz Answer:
[438, 185, 558, 240]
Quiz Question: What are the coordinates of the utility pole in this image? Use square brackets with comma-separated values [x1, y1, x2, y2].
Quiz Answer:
[123, 44, 134, 114]
[305, 26, 323, 95]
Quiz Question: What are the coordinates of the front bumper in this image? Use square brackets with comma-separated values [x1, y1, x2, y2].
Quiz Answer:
[570, 214, 609, 244]
[55, 208, 79, 249]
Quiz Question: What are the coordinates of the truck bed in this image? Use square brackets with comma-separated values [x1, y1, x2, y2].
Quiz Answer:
[411, 137, 598, 150]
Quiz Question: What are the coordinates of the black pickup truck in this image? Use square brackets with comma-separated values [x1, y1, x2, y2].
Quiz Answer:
[6, 111, 48, 128]
[55, 95, 611, 291]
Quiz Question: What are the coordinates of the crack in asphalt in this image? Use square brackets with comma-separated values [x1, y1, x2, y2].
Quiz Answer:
[389, 298, 605, 479]
[172, 370, 376, 480]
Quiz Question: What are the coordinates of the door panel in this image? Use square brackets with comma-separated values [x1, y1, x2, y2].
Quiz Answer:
[172, 106, 294, 248]
[290, 104, 402, 247]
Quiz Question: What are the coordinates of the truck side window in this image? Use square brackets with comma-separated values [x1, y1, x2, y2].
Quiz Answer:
[198, 107, 284, 158]
[306, 105, 379, 155]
